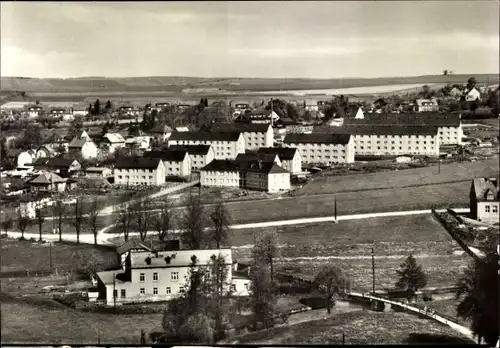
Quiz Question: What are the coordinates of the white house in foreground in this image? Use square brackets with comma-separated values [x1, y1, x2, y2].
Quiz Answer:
[96, 247, 250, 305]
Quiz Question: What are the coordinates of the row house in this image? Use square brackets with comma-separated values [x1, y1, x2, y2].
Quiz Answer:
[96, 248, 249, 305]
[114, 157, 166, 186]
[143, 149, 192, 177]
[332, 125, 441, 157]
[101, 133, 126, 154]
[283, 133, 355, 165]
[344, 113, 463, 145]
[470, 177, 499, 223]
[211, 123, 274, 150]
[167, 131, 245, 160]
[257, 147, 302, 174]
[167, 145, 215, 170]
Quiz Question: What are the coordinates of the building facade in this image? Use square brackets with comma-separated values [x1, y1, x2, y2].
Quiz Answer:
[68, 136, 99, 159]
[143, 149, 192, 177]
[414, 99, 439, 112]
[257, 147, 302, 174]
[200, 160, 240, 188]
[101, 133, 126, 154]
[168, 131, 245, 160]
[114, 157, 166, 186]
[211, 123, 274, 150]
[470, 177, 499, 223]
[167, 145, 215, 170]
[283, 133, 355, 165]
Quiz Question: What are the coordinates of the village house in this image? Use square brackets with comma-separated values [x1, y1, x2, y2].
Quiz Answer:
[304, 100, 319, 112]
[167, 131, 245, 160]
[235, 110, 280, 125]
[35, 145, 59, 159]
[32, 157, 82, 177]
[283, 133, 355, 165]
[257, 147, 302, 174]
[95, 247, 250, 305]
[125, 136, 151, 151]
[26, 105, 43, 118]
[469, 177, 499, 223]
[414, 99, 439, 112]
[465, 87, 481, 102]
[343, 113, 463, 145]
[68, 136, 99, 159]
[85, 166, 113, 179]
[27, 172, 66, 193]
[167, 145, 215, 170]
[71, 105, 89, 117]
[114, 157, 166, 186]
[101, 133, 126, 154]
[49, 107, 67, 117]
[143, 149, 192, 177]
[210, 123, 274, 150]
[118, 106, 139, 117]
[149, 124, 173, 143]
[16, 150, 37, 168]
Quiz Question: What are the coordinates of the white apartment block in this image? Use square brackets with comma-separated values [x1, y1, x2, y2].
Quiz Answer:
[167, 145, 215, 170]
[143, 149, 192, 177]
[200, 160, 240, 188]
[257, 147, 302, 174]
[114, 157, 166, 186]
[283, 133, 355, 165]
[168, 131, 245, 160]
[211, 123, 274, 150]
[96, 248, 250, 305]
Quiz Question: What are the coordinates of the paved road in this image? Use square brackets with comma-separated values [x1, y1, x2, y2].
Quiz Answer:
[5, 207, 470, 246]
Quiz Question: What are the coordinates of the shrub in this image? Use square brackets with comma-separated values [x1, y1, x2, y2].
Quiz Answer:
[299, 296, 326, 310]
[422, 293, 433, 302]
[1, 233, 7, 238]
[29, 237, 36, 242]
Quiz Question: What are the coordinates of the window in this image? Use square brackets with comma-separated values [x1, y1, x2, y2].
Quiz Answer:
[153, 287, 158, 295]
[493, 205, 498, 213]
[166, 287, 171, 294]
[179, 286, 185, 293]
[485, 205, 490, 213]
[113, 289, 118, 298]
[140, 273, 145, 282]
[171, 272, 179, 281]
[140, 288, 145, 295]
[121, 289, 126, 298]
[244, 283, 249, 290]
[231, 284, 236, 292]
[153, 272, 158, 281]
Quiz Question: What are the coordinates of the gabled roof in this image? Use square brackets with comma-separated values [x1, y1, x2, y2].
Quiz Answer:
[32, 157, 79, 169]
[143, 149, 187, 162]
[29, 172, 65, 185]
[169, 131, 242, 142]
[114, 157, 161, 170]
[103, 133, 125, 144]
[344, 113, 461, 127]
[201, 159, 240, 172]
[68, 137, 91, 148]
[257, 147, 298, 161]
[472, 177, 500, 201]
[241, 161, 289, 175]
[116, 239, 152, 256]
[167, 145, 212, 155]
[234, 152, 278, 164]
[331, 125, 439, 136]
[284, 133, 352, 145]
[201, 158, 289, 175]
[211, 122, 270, 133]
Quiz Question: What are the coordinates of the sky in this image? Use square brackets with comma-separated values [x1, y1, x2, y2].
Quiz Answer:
[1, 1, 499, 79]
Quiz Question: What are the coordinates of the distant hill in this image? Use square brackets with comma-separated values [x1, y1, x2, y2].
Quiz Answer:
[1, 74, 498, 93]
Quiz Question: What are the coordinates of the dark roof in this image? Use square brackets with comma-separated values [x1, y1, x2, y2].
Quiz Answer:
[328, 125, 439, 136]
[234, 152, 277, 164]
[143, 149, 187, 162]
[472, 177, 500, 201]
[242, 161, 289, 175]
[344, 113, 461, 127]
[257, 147, 298, 161]
[114, 157, 161, 170]
[211, 122, 270, 133]
[283, 133, 352, 145]
[201, 159, 239, 172]
[29, 172, 65, 185]
[32, 157, 78, 169]
[116, 239, 151, 255]
[167, 145, 211, 155]
[68, 137, 89, 148]
[169, 131, 241, 142]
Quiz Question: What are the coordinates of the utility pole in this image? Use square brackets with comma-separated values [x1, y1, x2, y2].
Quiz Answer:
[371, 247, 376, 295]
[334, 197, 338, 221]
[342, 332, 345, 345]
[437, 159, 441, 175]
[113, 275, 117, 314]
[49, 242, 52, 272]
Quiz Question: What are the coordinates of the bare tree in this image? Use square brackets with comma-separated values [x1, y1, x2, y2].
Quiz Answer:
[87, 197, 101, 245]
[35, 205, 45, 242]
[16, 206, 31, 239]
[131, 200, 152, 242]
[313, 265, 350, 314]
[180, 194, 206, 249]
[252, 230, 280, 282]
[209, 201, 232, 249]
[152, 197, 175, 241]
[1, 216, 13, 234]
[54, 200, 65, 242]
[70, 198, 86, 244]
[249, 261, 277, 330]
[115, 204, 134, 242]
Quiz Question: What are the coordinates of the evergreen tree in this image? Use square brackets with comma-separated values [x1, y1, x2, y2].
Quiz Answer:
[395, 254, 427, 300]
[105, 100, 112, 110]
[94, 99, 101, 115]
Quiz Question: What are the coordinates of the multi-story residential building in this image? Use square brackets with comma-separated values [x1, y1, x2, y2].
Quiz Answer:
[143, 149, 192, 177]
[101, 133, 126, 154]
[470, 177, 499, 223]
[167, 145, 215, 170]
[200, 160, 240, 189]
[257, 147, 302, 174]
[211, 123, 274, 150]
[343, 113, 463, 145]
[234, 152, 281, 167]
[167, 131, 245, 160]
[331, 125, 440, 157]
[414, 99, 439, 112]
[114, 157, 166, 186]
[68, 136, 99, 159]
[283, 133, 355, 165]
[96, 248, 250, 305]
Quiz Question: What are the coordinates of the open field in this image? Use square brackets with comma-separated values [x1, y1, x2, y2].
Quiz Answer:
[227, 310, 473, 345]
[414, 298, 470, 327]
[0, 238, 119, 274]
[295, 157, 499, 196]
[0, 301, 162, 344]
